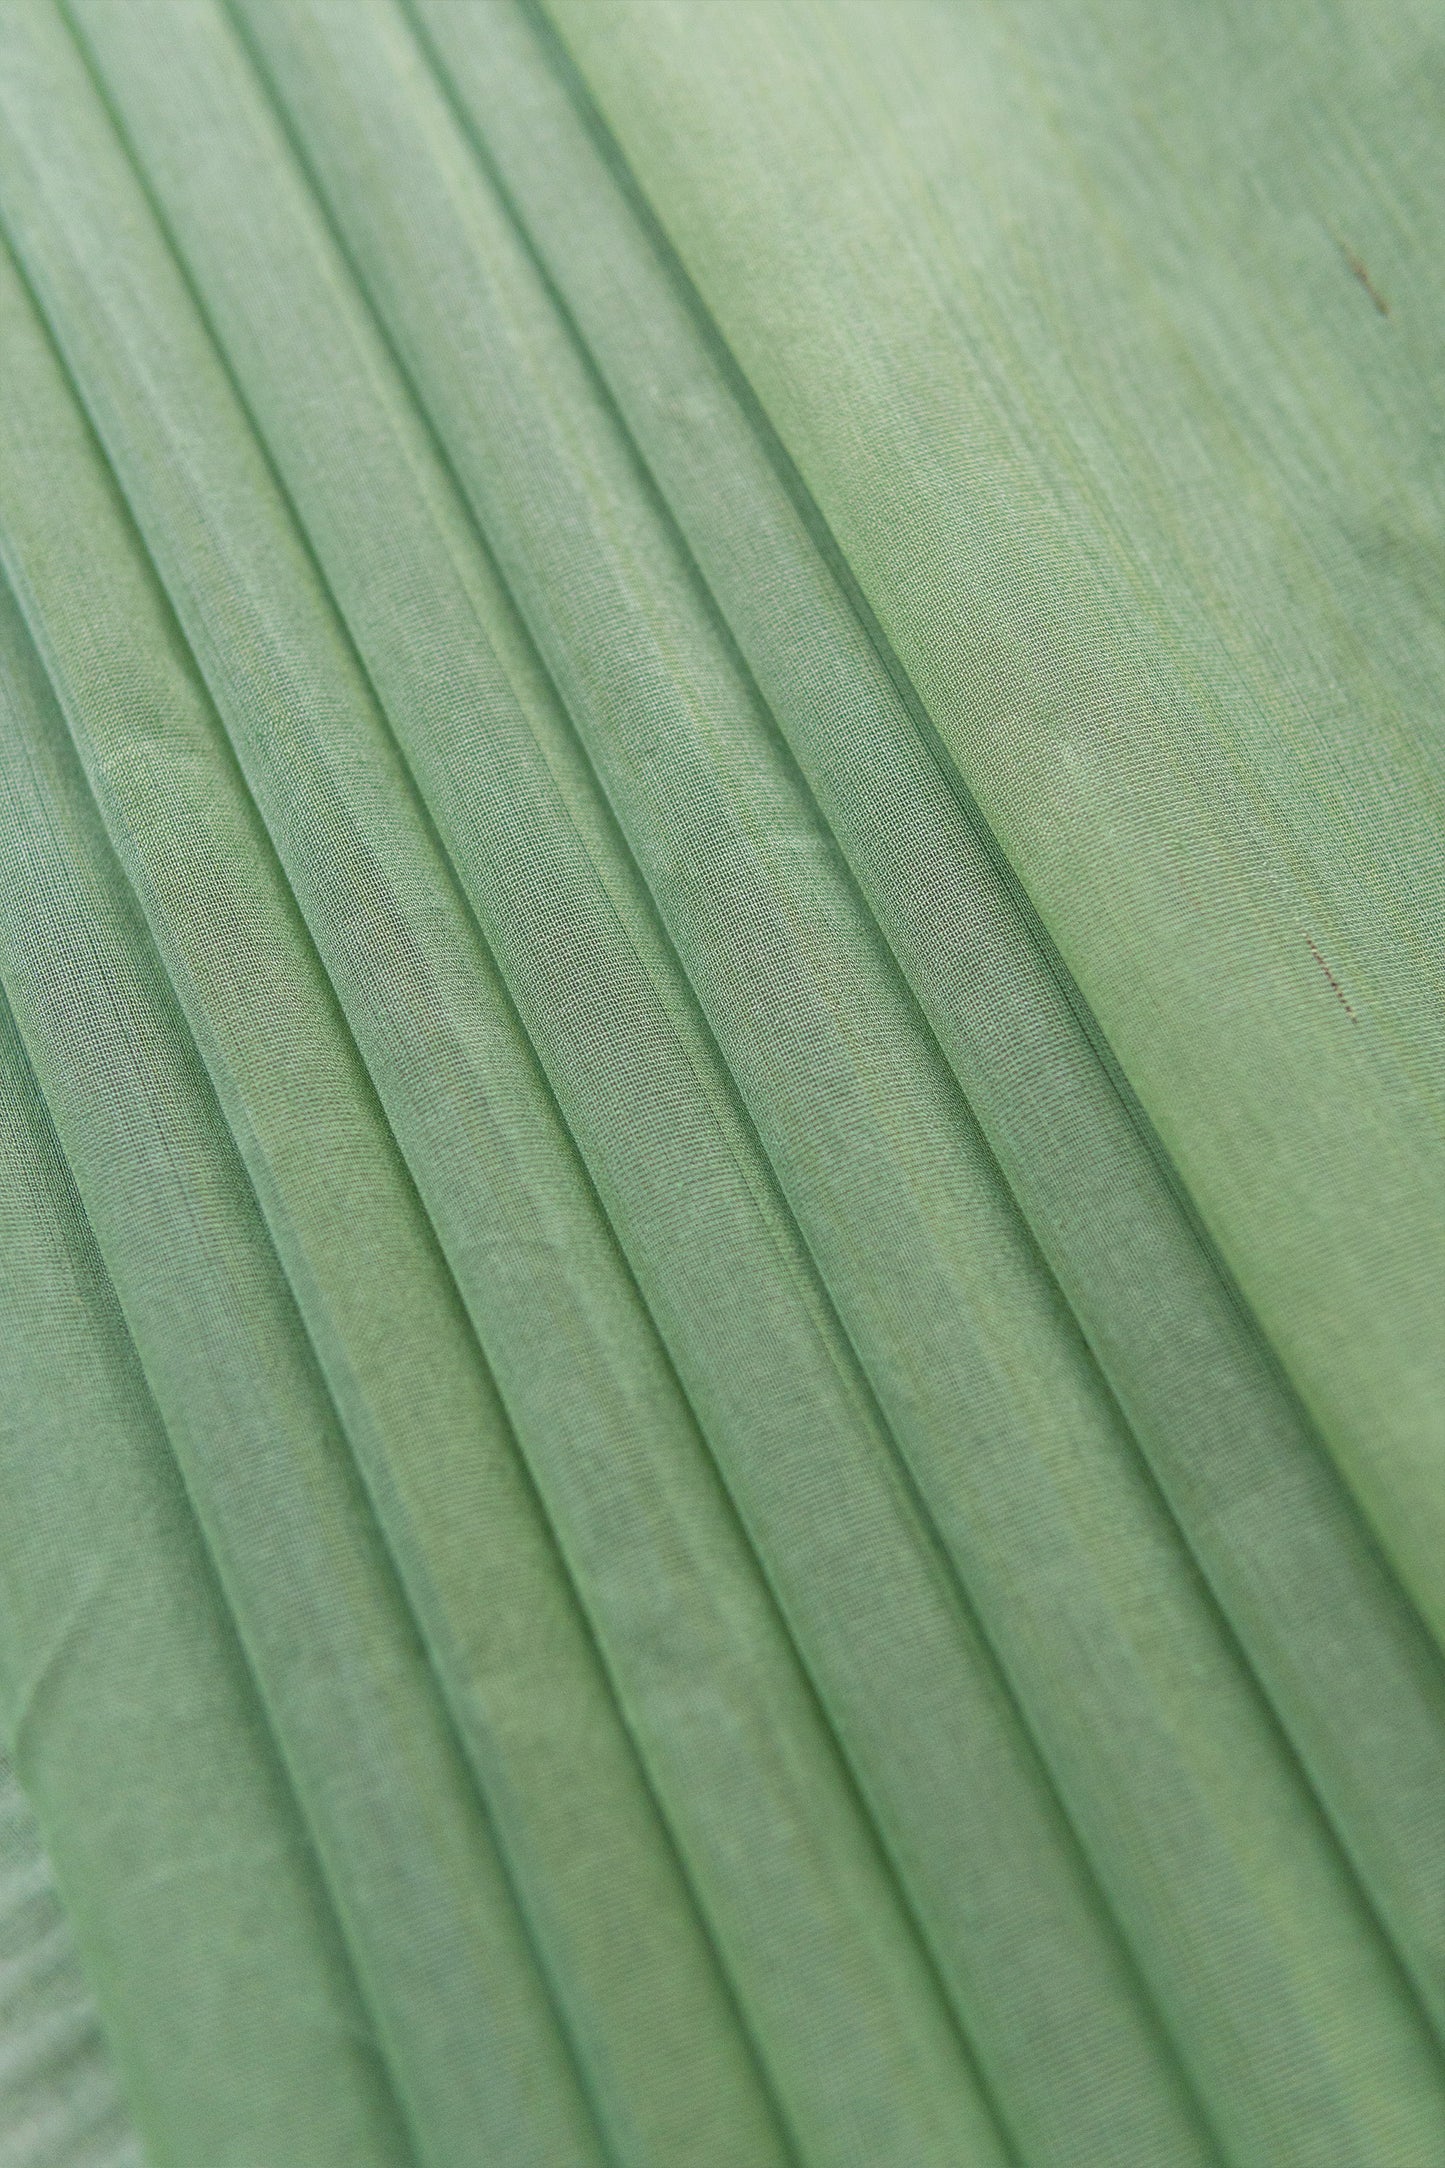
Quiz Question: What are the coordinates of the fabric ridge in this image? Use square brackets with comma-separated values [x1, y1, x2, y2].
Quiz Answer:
[0, 3, 1441, 2164]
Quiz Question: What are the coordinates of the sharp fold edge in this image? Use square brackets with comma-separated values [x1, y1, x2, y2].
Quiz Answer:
[0, 3, 1441, 2166]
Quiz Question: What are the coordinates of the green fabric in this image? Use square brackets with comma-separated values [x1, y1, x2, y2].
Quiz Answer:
[0, 882, 408, 2167]
[0, 1750, 140, 2168]
[0, 2, 1441, 2164]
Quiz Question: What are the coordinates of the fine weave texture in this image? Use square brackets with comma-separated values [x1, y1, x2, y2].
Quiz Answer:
[0, 3, 1442, 2165]
[0, 1753, 139, 2168]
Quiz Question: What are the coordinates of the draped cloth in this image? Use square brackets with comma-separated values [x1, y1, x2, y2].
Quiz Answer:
[0, 4, 1442, 2163]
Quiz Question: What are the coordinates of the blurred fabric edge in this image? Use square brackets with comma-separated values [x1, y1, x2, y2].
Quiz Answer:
[0, 1752, 140, 2168]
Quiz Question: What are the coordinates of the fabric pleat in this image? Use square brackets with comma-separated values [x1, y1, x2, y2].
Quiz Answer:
[0, 3, 1441, 2165]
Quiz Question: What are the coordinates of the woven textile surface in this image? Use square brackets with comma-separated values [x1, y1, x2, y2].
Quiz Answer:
[1, 2, 1443, 2162]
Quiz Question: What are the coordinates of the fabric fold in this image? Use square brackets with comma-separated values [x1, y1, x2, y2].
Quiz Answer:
[1, 9, 1018, 2160]
[544, 0, 1445, 1659]
[210, 5, 1445, 2158]
[0, 843, 411, 2167]
[410, 0, 1445, 2047]
[63, 4, 1233, 2160]
[0, 352, 605, 2164]
[0, 3, 1440, 2162]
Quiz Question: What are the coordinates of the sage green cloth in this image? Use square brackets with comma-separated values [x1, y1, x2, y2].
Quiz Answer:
[0, 1753, 139, 2168]
[0, 3, 1441, 2164]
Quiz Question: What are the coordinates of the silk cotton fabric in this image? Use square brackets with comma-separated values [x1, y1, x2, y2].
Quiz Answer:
[0, 3, 1443, 2165]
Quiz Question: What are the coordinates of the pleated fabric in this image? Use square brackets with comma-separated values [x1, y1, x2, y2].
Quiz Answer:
[0, 4, 1442, 2164]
